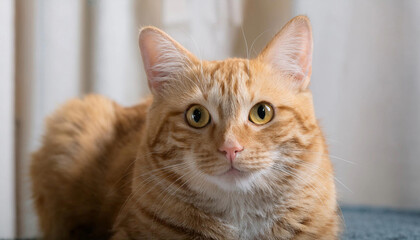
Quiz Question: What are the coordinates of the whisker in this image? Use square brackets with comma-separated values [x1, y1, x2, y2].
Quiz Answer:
[115, 162, 190, 223]
[150, 171, 200, 229]
[292, 160, 353, 193]
[288, 149, 356, 165]
[271, 164, 327, 205]
[329, 154, 356, 165]
[249, 28, 270, 57]
[118, 161, 189, 189]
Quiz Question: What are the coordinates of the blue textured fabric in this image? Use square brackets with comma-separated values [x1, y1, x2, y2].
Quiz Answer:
[7, 206, 420, 239]
[341, 206, 420, 240]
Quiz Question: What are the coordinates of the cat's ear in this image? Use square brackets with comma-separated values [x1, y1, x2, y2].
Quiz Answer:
[258, 16, 313, 90]
[139, 27, 197, 95]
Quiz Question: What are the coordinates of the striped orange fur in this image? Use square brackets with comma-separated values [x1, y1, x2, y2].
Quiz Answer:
[31, 16, 340, 239]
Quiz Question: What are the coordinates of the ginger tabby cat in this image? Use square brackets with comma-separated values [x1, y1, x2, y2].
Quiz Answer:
[31, 16, 340, 239]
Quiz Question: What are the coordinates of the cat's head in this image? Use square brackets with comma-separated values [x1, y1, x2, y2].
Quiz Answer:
[139, 16, 319, 192]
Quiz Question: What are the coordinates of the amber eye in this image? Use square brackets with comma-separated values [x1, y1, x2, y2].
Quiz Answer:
[249, 102, 274, 125]
[185, 105, 211, 128]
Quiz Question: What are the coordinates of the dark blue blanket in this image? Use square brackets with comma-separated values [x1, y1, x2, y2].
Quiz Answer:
[341, 206, 420, 240]
[5, 206, 420, 239]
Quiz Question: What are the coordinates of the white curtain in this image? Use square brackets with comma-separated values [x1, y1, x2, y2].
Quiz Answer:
[294, 0, 420, 208]
[2, 0, 419, 237]
[0, 0, 15, 238]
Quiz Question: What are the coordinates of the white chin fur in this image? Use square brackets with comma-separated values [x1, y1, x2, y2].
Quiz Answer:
[206, 172, 261, 192]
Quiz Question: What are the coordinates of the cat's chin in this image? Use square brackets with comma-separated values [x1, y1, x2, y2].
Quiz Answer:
[206, 168, 257, 192]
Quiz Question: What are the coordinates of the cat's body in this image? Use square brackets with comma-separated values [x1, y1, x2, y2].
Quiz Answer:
[31, 16, 340, 239]
[31, 95, 148, 239]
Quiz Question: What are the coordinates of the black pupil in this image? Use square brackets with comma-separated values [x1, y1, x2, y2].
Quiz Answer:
[257, 105, 266, 119]
[192, 109, 201, 122]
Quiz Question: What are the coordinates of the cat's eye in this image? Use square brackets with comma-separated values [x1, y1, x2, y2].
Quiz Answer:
[249, 102, 274, 125]
[185, 104, 211, 128]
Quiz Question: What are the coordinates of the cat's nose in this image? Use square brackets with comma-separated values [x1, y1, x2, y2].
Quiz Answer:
[218, 140, 244, 162]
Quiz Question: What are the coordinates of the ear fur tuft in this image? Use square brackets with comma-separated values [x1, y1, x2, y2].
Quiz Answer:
[259, 16, 313, 90]
[139, 27, 196, 95]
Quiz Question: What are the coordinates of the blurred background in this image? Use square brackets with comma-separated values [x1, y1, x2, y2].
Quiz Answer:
[1, 0, 420, 238]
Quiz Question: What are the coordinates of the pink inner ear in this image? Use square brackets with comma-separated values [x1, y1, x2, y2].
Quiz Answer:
[260, 16, 313, 90]
[138, 27, 192, 95]
[300, 39, 312, 76]
[139, 30, 165, 91]
[296, 31, 313, 88]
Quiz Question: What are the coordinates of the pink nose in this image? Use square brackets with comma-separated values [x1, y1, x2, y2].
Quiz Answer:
[218, 141, 244, 162]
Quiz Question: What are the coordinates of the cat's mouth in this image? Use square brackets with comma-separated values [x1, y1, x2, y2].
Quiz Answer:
[222, 167, 241, 175]
[219, 167, 250, 179]
[205, 165, 257, 191]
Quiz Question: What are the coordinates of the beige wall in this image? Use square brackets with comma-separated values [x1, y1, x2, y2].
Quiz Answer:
[0, 0, 15, 237]
[295, 0, 420, 207]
